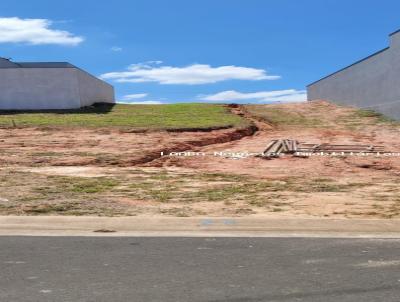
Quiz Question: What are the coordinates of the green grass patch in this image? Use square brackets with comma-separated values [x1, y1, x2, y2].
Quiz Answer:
[353, 109, 396, 124]
[337, 108, 398, 129]
[39, 176, 120, 194]
[244, 105, 323, 127]
[0, 103, 247, 130]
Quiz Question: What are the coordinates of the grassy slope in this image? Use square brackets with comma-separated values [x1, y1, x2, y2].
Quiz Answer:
[0, 103, 248, 130]
[244, 103, 399, 129]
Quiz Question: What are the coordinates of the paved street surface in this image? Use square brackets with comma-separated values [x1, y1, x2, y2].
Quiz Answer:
[1, 237, 400, 302]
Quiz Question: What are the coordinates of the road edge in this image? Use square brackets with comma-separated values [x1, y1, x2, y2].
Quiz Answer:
[1, 216, 400, 238]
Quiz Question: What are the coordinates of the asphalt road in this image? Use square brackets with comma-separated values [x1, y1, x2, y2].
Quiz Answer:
[1, 237, 400, 302]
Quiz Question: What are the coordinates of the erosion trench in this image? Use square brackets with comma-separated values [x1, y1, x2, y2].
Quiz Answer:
[140, 105, 262, 167]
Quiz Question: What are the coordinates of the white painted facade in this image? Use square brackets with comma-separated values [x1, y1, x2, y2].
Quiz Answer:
[0, 59, 114, 110]
[307, 30, 400, 119]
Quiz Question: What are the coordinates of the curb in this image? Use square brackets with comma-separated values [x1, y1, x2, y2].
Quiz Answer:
[1, 216, 400, 238]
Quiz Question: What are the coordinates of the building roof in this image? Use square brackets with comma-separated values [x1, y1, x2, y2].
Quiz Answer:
[307, 47, 389, 87]
[308, 29, 400, 87]
[0, 57, 113, 88]
[389, 28, 400, 36]
[0, 58, 76, 69]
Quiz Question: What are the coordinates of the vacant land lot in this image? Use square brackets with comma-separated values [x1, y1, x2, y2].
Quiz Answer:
[1, 101, 400, 218]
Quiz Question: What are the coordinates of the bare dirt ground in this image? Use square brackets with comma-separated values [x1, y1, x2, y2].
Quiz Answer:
[1, 101, 400, 218]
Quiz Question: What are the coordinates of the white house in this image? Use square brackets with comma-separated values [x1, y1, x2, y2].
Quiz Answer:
[0, 58, 114, 110]
[307, 29, 400, 119]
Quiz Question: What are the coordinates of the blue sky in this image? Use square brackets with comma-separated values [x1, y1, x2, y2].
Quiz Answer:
[1, 0, 400, 104]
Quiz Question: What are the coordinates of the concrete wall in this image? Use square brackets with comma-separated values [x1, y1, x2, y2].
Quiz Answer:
[307, 31, 400, 120]
[0, 68, 81, 110]
[76, 68, 114, 107]
[0, 58, 19, 68]
[0, 67, 114, 110]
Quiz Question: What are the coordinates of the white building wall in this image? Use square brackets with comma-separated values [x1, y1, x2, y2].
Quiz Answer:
[307, 31, 400, 119]
[76, 68, 115, 107]
[0, 68, 81, 110]
[0, 66, 115, 110]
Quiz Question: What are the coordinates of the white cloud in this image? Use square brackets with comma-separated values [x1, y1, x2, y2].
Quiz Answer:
[200, 89, 307, 103]
[118, 100, 164, 105]
[121, 93, 148, 101]
[100, 62, 280, 85]
[0, 17, 83, 45]
[111, 46, 122, 52]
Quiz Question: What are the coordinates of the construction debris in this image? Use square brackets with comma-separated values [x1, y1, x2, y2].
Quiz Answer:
[262, 139, 387, 158]
[263, 139, 298, 157]
[297, 143, 385, 153]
